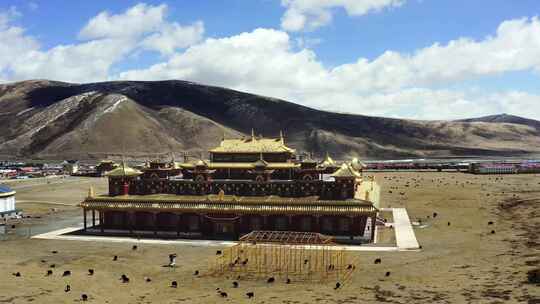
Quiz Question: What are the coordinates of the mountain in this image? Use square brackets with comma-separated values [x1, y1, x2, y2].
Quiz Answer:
[458, 114, 540, 130]
[1, 79, 539, 160]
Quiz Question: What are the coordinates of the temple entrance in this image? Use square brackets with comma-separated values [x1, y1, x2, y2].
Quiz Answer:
[213, 221, 236, 239]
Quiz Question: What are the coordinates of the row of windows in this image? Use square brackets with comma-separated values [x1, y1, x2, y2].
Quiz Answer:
[104, 212, 353, 233]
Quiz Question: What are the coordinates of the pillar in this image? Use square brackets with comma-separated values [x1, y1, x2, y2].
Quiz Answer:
[123, 181, 129, 195]
[92, 210, 96, 227]
[287, 215, 293, 231]
[263, 215, 269, 230]
[177, 213, 182, 237]
[348, 216, 354, 237]
[99, 211, 104, 233]
[199, 214, 205, 234]
[128, 212, 134, 234]
[83, 208, 87, 231]
[370, 215, 376, 242]
[314, 215, 320, 233]
[153, 213, 157, 236]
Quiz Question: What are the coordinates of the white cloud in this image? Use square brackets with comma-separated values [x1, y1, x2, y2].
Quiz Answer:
[280, 0, 405, 31]
[118, 17, 540, 120]
[79, 3, 167, 40]
[28, 2, 39, 11]
[0, 6, 20, 28]
[78, 3, 204, 56]
[0, 3, 204, 82]
[141, 20, 204, 55]
[10, 38, 133, 82]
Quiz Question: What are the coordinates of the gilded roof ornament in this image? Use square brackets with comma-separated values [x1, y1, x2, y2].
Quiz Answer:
[331, 163, 361, 178]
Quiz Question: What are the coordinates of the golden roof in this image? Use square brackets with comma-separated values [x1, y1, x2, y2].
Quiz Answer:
[209, 132, 295, 154]
[351, 157, 366, 170]
[81, 194, 377, 215]
[331, 163, 361, 178]
[179, 162, 299, 170]
[105, 163, 142, 177]
[195, 159, 208, 167]
[99, 160, 115, 164]
[320, 153, 336, 167]
[253, 159, 268, 167]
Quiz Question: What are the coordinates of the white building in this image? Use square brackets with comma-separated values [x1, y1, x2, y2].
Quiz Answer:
[62, 160, 79, 175]
[0, 184, 18, 219]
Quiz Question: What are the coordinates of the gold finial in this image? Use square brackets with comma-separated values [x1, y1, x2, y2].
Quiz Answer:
[88, 186, 95, 198]
[121, 154, 126, 176]
[251, 128, 255, 141]
[218, 188, 225, 201]
[279, 130, 284, 143]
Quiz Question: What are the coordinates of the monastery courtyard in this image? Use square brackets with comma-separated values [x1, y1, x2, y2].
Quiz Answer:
[1, 172, 538, 303]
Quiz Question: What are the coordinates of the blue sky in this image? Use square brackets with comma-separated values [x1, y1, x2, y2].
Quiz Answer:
[1, 0, 540, 120]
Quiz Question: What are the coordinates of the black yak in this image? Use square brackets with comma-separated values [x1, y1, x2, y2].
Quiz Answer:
[120, 274, 129, 283]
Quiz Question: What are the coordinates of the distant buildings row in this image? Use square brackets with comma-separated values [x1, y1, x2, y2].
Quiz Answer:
[0, 160, 119, 179]
[468, 161, 540, 174]
[361, 159, 540, 174]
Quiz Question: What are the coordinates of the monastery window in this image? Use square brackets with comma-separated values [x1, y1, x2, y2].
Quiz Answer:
[274, 217, 288, 231]
[187, 215, 200, 231]
[338, 218, 350, 232]
[300, 217, 312, 231]
[322, 217, 333, 232]
[250, 217, 263, 230]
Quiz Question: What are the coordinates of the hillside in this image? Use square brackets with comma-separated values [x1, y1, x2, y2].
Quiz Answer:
[1, 80, 539, 160]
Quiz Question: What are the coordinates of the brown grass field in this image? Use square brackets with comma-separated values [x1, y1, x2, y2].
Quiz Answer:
[0, 172, 538, 303]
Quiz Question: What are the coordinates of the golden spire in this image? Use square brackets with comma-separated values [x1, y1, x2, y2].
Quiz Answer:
[218, 188, 225, 201]
[280, 130, 284, 144]
[88, 186, 95, 198]
[251, 128, 255, 141]
[121, 154, 126, 176]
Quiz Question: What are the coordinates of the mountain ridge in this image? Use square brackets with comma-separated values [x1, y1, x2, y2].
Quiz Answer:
[1, 79, 539, 160]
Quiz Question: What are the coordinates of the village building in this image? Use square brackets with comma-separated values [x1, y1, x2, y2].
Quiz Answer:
[0, 184, 18, 219]
[80, 132, 379, 243]
[62, 160, 79, 175]
[95, 160, 119, 176]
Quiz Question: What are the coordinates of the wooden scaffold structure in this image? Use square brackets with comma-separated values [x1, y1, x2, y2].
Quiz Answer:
[207, 231, 358, 285]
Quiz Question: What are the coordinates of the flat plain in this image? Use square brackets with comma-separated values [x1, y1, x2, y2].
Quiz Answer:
[0, 172, 538, 303]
